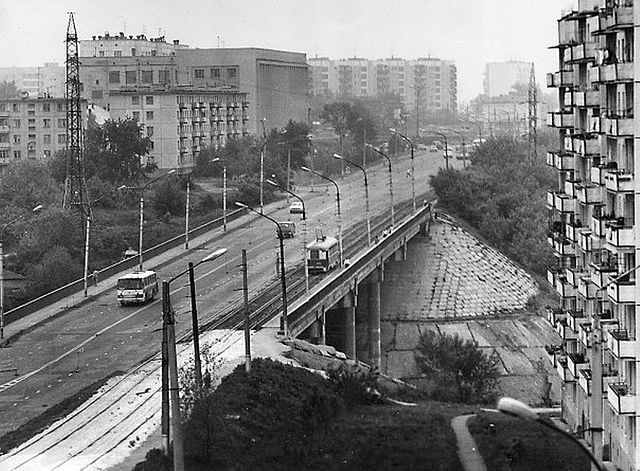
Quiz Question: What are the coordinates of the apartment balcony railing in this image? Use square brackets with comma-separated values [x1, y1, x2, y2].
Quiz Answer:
[547, 111, 575, 129]
[557, 319, 577, 341]
[572, 136, 600, 156]
[556, 356, 574, 382]
[604, 170, 634, 192]
[576, 183, 602, 205]
[554, 191, 576, 213]
[564, 179, 580, 198]
[547, 151, 575, 171]
[553, 235, 576, 256]
[605, 219, 634, 249]
[591, 214, 616, 238]
[590, 262, 618, 288]
[565, 266, 587, 287]
[578, 368, 592, 396]
[0, 125, 9, 133]
[546, 307, 567, 327]
[607, 382, 636, 415]
[565, 42, 597, 63]
[606, 274, 635, 303]
[0, 142, 10, 150]
[579, 229, 597, 252]
[598, 62, 633, 83]
[567, 308, 587, 331]
[567, 352, 589, 379]
[578, 277, 598, 299]
[565, 221, 584, 243]
[578, 323, 592, 349]
[607, 329, 636, 359]
[601, 116, 634, 136]
[573, 90, 600, 108]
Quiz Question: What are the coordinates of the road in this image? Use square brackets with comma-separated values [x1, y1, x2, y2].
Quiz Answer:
[0, 148, 460, 470]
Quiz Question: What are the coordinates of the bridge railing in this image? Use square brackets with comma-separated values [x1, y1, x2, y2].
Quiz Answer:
[5, 209, 244, 326]
[288, 204, 432, 336]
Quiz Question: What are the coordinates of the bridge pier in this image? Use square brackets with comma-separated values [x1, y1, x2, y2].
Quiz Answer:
[308, 308, 325, 345]
[342, 290, 357, 359]
[367, 268, 382, 370]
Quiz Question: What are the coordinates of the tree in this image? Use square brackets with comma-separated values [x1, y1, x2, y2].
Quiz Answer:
[0, 160, 60, 211]
[24, 245, 82, 297]
[267, 120, 312, 171]
[320, 102, 353, 153]
[84, 117, 154, 184]
[0, 81, 20, 99]
[414, 330, 500, 403]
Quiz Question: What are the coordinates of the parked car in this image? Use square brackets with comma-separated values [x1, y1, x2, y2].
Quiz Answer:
[289, 201, 304, 214]
[277, 221, 296, 238]
[429, 145, 439, 153]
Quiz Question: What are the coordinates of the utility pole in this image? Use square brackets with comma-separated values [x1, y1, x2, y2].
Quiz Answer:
[242, 250, 251, 373]
[528, 63, 538, 162]
[188, 262, 203, 396]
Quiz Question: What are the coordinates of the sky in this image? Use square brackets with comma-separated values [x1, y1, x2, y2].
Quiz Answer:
[0, 0, 572, 104]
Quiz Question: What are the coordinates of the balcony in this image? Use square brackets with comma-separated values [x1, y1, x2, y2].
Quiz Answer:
[547, 151, 575, 171]
[579, 229, 597, 252]
[547, 111, 575, 129]
[589, 115, 601, 133]
[591, 214, 616, 238]
[556, 357, 574, 382]
[556, 320, 577, 341]
[0, 125, 9, 133]
[553, 236, 576, 256]
[546, 307, 566, 327]
[591, 261, 618, 288]
[605, 220, 634, 249]
[601, 116, 633, 136]
[565, 221, 584, 243]
[604, 170, 634, 192]
[554, 192, 576, 213]
[564, 179, 580, 198]
[547, 70, 575, 88]
[607, 382, 635, 415]
[589, 66, 601, 84]
[578, 323, 592, 349]
[566, 267, 587, 287]
[566, 42, 596, 63]
[578, 369, 592, 396]
[567, 352, 589, 379]
[606, 274, 635, 303]
[572, 137, 600, 156]
[0, 142, 10, 150]
[573, 90, 599, 108]
[576, 183, 602, 205]
[567, 309, 587, 331]
[607, 329, 636, 359]
[578, 277, 597, 299]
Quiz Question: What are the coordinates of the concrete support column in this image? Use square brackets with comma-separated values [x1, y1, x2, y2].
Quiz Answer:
[355, 283, 370, 363]
[342, 290, 357, 359]
[309, 308, 326, 345]
[368, 269, 382, 370]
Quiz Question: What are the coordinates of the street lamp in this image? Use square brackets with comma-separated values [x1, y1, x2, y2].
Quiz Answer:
[390, 128, 416, 211]
[126, 169, 177, 271]
[235, 201, 289, 337]
[260, 118, 267, 214]
[210, 157, 227, 232]
[497, 397, 605, 471]
[409, 84, 424, 138]
[441, 128, 467, 168]
[1, 204, 43, 340]
[83, 185, 127, 297]
[301, 166, 343, 267]
[267, 178, 309, 292]
[333, 153, 370, 245]
[365, 144, 394, 227]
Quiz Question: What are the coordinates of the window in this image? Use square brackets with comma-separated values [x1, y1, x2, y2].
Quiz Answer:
[43, 134, 51, 144]
[149, 140, 154, 150]
[28, 133, 36, 139]
[12, 104, 19, 112]
[146, 126, 154, 137]
[131, 48, 136, 56]
[99, 51, 105, 57]
[58, 118, 66, 127]
[28, 118, 35, 125]
[194, 69, 205, 79]
[0, 149, 8, 160]
[12, 135, 20, 144]
[146, 111, 154, 120]
[159, 70, 170, 84]
[0, 104, 5, 112]
[42, 103, 51, 112]
[109, 71, 121, 84]
[43, 149, 51, 158]
[12, 119, 20, 128]
[132, 111, 140, 121]
[91, 90, 103, 100]
[57, 134, 66, 144]
[13, 150, 20, 159]
[28, 110, 35, 116]
[43, 118, 51, 128]
[114, 50, 122, 57]
[211, 68, 220, 78]
[125, 71, 137, 84]
[132, 96, 140, 105]
[57, 102, 64, 112]
[227, 68, 237, 79]
[28, 127, 36, 133]
[146, 96, 154, 105]
[141, 70, 153, 83]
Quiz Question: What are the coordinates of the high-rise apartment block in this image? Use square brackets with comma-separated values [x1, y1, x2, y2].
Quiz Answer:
[0, 97, 86, 166]
[546, 1, 639, 469]
[308, 56, 457, 117]
[483, 61, 533, 97]
[0, 63, 65, 98]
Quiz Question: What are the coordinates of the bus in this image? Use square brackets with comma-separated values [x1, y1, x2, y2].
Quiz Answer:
[306, 236, 340, 273]
[116, 270, 158, 305]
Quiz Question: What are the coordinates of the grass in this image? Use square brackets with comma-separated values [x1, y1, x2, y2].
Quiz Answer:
[467, 410, 590, 471]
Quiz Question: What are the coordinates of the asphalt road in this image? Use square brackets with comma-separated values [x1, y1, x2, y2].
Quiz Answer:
[0, 148, 459, 468]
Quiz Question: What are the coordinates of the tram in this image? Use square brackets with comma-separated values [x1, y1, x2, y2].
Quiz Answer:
[306, 235, 340, 273]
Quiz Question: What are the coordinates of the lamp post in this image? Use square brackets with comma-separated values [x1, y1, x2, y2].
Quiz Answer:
[422, 129, 449, 170]
[83, 185, 126, 297]
[267, 178, 309, 292]
[127, 169, 177, 271]
[184, 173, 192, 250]
[333, 153, 370, 245]
[235, 202, 288, 337]
[301, 166, 343, 267]
[409, 84, 424, 138]
[497, 397, 605, 471]
[210, 157, 227, 232]
[390, 128, 416, 211]
[260, 118, 267, 214]
[1, 204, 43, 340]
[441, 128, 467, 168]
[365, 144, 394, 227]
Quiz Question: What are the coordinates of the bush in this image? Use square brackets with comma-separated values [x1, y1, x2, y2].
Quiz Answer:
[326, 363, 380, 409]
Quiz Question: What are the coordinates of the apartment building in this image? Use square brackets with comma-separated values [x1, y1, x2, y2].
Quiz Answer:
[78, 35, 308, 135]
[0, 63, 65, 98]
[107, 87, 248, 169]
[308, 56, 457, 119]
[545, 0, 639, 469]
[0, 97, 87, 167]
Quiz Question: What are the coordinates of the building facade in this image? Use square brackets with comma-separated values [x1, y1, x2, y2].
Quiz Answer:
[546, 0, 639, 469]
[0, 97, 86, 166]
[308, 56, 457, 118]
[107, 87, 248, 169]
[0, 63, 65, 98]
[483, 61, 533, 97]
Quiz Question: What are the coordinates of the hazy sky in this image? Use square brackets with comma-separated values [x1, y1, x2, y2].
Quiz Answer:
[0, 0, 572, 103]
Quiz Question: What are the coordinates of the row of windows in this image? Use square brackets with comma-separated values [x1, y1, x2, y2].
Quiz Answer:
[193, 67, 238, 80]
[0, 102, 65, 113]
[0, 118, 66, 128]
[108, 70, 171, 85]
[0, 149, 55, 160]
[10, 134, 66, 144]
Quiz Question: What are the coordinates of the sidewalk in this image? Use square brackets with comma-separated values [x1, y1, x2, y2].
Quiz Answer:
[451, 414, 487, 471]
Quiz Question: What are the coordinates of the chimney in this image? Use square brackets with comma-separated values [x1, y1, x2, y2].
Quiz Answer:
[173, 39, 180, 45]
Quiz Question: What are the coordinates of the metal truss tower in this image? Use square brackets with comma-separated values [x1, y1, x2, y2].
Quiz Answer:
[527, 63, 538, 162]
[63, 12, 90, 218]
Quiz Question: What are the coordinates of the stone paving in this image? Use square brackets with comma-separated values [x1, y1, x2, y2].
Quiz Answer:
[383, 215, 539, 320]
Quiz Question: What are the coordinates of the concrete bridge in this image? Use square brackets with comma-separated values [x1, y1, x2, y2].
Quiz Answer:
[287, 204, 432, 369]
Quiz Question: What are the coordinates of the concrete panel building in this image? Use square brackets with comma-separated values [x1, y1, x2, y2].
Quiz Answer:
[0, 63, 65, 98]
[545, 1, 640, 469]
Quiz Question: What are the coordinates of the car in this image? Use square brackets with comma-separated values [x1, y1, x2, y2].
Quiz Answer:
[429, 145, 438, 153]
[277, 221, 296, 238]
[289, 201, 304, 214]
